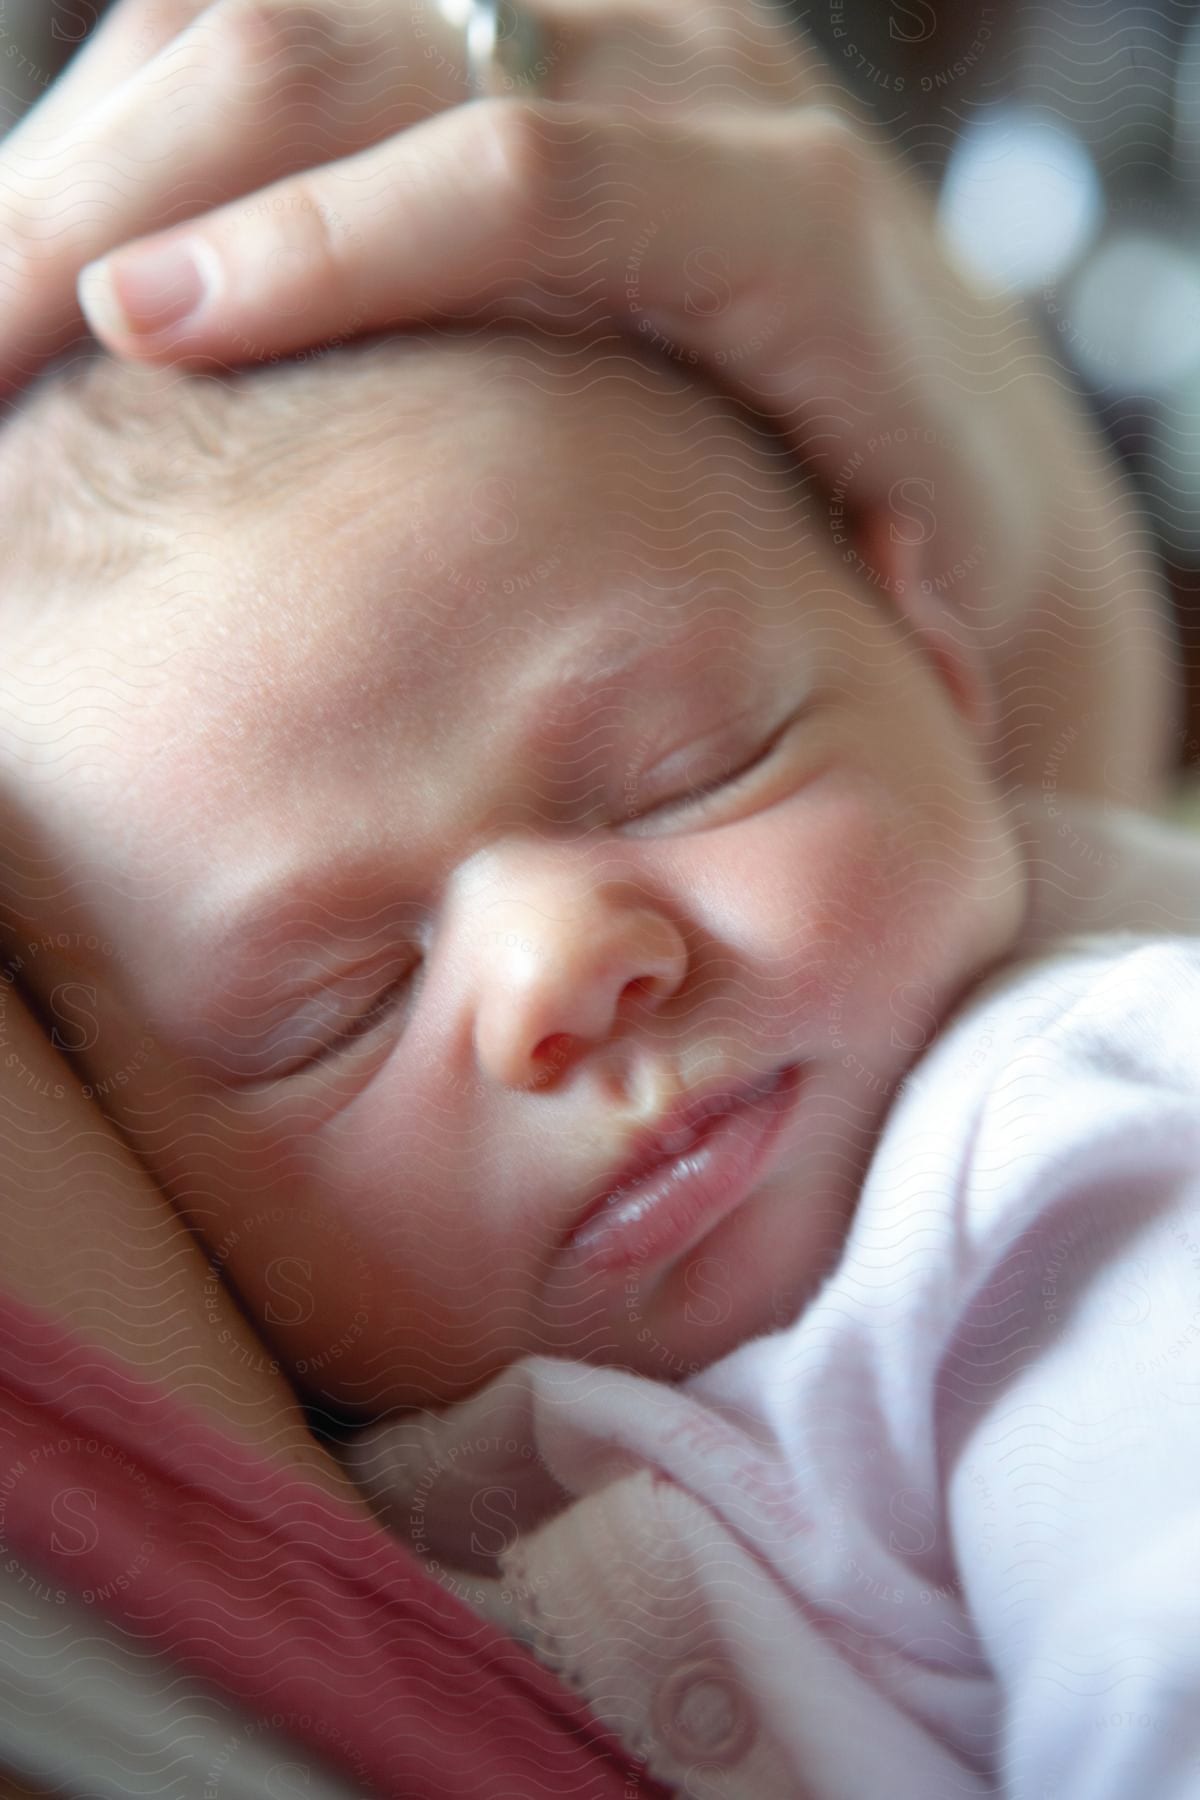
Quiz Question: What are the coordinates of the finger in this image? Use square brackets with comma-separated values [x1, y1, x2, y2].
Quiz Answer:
[77, 99, 859, 360]
[0, 0, 841, 395]
[532, 0, 848, 114]
[6, 0, 209, 148]
[0, 0, 468, 393]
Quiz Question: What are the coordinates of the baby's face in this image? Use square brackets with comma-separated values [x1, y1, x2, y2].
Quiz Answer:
[4, 335, 1024, 1411]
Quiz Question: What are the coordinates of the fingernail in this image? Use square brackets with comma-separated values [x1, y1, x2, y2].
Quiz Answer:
[78, 237, 220, 341]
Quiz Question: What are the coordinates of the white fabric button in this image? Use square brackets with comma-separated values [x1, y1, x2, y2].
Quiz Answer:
[652, 1657, 757, 1769]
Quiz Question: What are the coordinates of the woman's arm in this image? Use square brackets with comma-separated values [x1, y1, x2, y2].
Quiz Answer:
[0, 964, 363, 1510]
[0, 970, 370, 1792]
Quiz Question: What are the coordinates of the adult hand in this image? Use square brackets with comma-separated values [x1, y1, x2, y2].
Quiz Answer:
[0, 0, 830, 388]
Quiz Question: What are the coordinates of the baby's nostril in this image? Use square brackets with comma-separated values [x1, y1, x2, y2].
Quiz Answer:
[535, 1032, 573, 1074]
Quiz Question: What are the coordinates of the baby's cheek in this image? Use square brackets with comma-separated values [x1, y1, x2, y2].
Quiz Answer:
[777, 778, 955, 1075]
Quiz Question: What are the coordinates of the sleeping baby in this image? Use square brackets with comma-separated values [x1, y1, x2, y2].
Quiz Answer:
[3, 327, 1200, 1799]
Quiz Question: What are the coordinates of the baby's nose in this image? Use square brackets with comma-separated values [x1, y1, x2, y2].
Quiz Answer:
[464, 856, 688, 1091]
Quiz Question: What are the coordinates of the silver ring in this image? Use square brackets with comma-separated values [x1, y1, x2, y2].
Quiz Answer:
[436, 0, 552, 99]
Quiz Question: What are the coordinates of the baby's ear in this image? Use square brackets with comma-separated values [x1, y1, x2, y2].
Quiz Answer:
[856, 500, 991, 736]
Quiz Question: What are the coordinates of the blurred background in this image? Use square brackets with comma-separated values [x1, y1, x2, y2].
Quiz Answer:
[5, 0, 1200, 766]
[796, 0, 1200, 770]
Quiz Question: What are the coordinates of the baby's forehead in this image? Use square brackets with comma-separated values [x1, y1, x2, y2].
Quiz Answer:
[6, 330, 832, 830]
[142, 400, 783, 772]
[90, 329, 815, 651]
[5, 328, 822, 636]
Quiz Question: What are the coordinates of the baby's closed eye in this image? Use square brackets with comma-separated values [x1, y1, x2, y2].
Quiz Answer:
[621, 701, 814, 831]
[236, 963, 419, 1083]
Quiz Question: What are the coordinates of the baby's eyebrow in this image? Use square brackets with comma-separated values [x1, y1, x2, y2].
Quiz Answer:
[513, 628, 747, 760]
[206, 870, 359, 971]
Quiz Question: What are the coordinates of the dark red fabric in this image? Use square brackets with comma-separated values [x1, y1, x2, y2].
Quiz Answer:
[0, 1293, 669, 1798]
